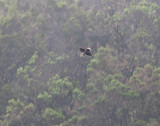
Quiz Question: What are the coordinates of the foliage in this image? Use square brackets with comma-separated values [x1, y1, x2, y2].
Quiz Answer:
[42, 108, 65, 124]
[0, 0, 160, 126]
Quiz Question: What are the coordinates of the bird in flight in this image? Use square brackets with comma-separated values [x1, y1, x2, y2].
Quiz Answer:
[80, 47, 93, 56]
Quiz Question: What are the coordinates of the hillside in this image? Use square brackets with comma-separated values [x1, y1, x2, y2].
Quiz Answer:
[0, 0, 160, 126]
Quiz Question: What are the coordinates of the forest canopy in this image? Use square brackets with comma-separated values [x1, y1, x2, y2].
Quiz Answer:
[0, 0, 160, 126]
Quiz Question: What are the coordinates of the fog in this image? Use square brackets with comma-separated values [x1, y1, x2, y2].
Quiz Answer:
[0, 0, 160, 126]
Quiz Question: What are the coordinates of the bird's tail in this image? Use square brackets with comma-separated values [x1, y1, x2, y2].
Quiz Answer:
[80, 52, 85, 57]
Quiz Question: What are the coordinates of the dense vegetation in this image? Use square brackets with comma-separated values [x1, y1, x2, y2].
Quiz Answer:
[0, 0, 160, 126]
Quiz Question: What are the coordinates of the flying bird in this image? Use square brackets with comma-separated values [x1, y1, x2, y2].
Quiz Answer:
[80, 47, 93, 56]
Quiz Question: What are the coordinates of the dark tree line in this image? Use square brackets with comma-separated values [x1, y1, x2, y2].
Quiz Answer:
[0, 0, 160, 126]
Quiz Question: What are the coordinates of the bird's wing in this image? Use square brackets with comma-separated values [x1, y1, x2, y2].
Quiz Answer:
[88, 53, 92, 56]
[80, 47, 85, 52]
[86, 52, 92, 56]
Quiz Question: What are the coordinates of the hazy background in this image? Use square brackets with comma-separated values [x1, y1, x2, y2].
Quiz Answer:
[0, 0, 160, 126]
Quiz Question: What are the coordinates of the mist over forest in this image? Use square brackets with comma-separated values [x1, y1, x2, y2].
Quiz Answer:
[0, 0, 160, 126]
